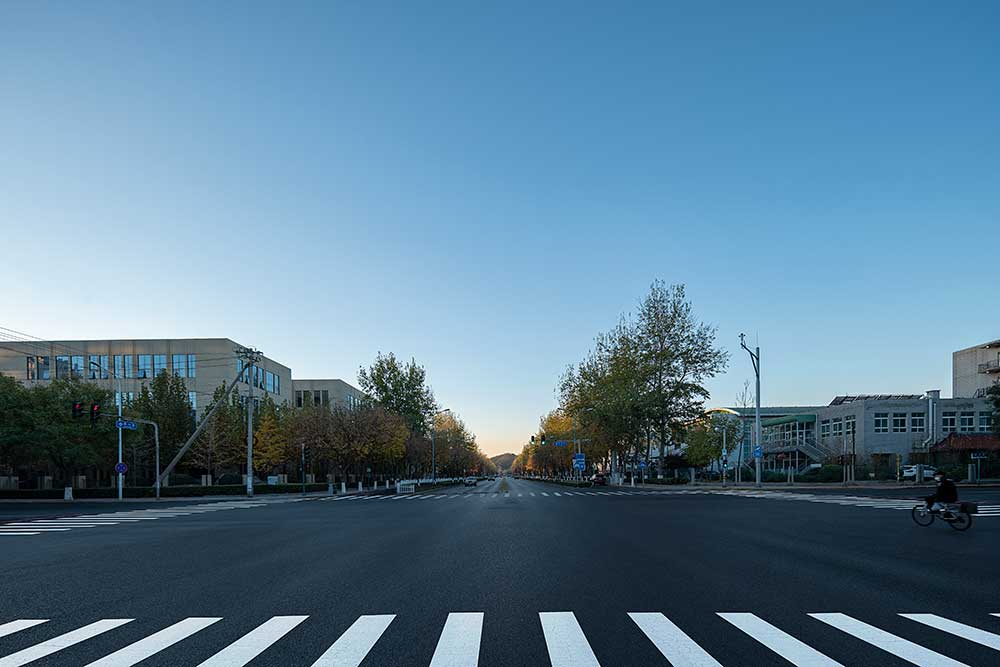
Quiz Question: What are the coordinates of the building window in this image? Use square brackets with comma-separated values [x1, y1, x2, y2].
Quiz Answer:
[832, 418, 843, 437]
[941, 411, 956, 433]
[87, 355, 109, 380]
[265, 371, 275, 393]
[70, 355, 84, 378]
[137, 354, 152, 379]
[153, 354, 167, 377]
[820, 419, 830, 437]
[274, 374, 279, 395]
[37, 356, 50, 380]
[114, 391, 135, 408]
[295, 390, 303, 408]
[910, 412, 925, 432]
[187, 354, 196, 378]
[892, 413, 907, 433]
[55, 355, 70, 378]
[981, 412, 995, 432]
[959, 411, 975, 432]
[874, 413, 889, 433]
[172, 354, 187, 378]
[188, 391, 197, 411]
[26, 356, 36, 380]
[846, 415, 856, 436]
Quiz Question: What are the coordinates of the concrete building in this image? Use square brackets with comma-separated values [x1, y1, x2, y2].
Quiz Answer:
[953, 338, 1000, 398]
[0, 338, 292, 418]
[292, 379, 367, 410]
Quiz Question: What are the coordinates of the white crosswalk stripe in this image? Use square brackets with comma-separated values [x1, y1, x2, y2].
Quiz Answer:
[429, 613, 483, 667]
[0, 620, 47, 639]
[810, 612, 970, 667]
[900, 614, 1000, 651]
[84, 617, 222, 666]
[718, 613, 844, 666]
[309, 614, 395, 667]
[629, 612, 723, 666]
[0, 619, 134, 667]
[539, 612, 601, 667]
[196, 615, 308, 666]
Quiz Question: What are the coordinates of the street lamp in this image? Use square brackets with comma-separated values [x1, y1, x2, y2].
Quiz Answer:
[739, 333, 762, 489]
[431, 408, 451, 483]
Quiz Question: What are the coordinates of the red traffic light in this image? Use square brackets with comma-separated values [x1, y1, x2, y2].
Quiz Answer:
[72, 401, 83, 418]
[90, 403, 101, 426]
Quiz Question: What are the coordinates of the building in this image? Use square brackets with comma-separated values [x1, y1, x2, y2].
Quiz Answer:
[292, 379, 367, 410]
[953, 338, 1000, 398]
[0, 338, 293, 418]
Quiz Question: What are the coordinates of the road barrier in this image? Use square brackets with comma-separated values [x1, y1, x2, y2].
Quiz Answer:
[397, 480, 417, 494]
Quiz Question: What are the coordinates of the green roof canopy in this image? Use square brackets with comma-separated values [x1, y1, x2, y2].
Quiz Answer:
[762, 414, 817, 428]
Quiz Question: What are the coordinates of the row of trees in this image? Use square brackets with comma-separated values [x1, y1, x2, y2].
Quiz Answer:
[512, 281, 730, 478]
[0, 351, 496, 487]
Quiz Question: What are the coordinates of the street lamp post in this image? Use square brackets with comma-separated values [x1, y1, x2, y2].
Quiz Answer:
[740, 334, 763, 489]
[431, 408, 451, 483]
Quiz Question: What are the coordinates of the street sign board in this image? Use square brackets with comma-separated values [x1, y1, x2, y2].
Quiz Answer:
[971, 452, 988, 460]
[573, 460, 585, 470]
[114, 462, 127, 474]
[753, 445, 763, 458]
[638, 461, 647, 469]
[554, 440, 567, 447]
[573, 453, 585, 461]
[115, 419, 138, 431]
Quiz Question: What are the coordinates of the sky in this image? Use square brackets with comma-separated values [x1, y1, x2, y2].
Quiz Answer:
[1, 2, 998, 456]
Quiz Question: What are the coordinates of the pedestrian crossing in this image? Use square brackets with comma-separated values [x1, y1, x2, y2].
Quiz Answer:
[0, 497, 310, 537]
[1, 610, 998, 666]
[317, 488, 1000, 517]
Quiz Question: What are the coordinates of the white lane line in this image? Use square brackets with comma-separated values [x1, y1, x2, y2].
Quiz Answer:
[718, 613, 844, 667]
[0, 528, 72, 532]
[539, 612, 600, 667]
[429, 612, 483, 667]
[553, 492, 563, 497]
[629, 613, 723, 667]
[85, 617, 222, 666]
[196, 615, 308, 667]
[0, 619, 134, 667]
[810, 613, 969, 667]
[900, 614, 1000, 651]
[0, 532, 41, 536]
[0, 620, 48, 639]
[541, 492, 549, 497]
[530, 492, 536, 497]
[310, 614, 395, 667]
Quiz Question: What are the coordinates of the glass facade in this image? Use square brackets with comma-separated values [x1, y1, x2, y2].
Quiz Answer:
[153, 354, 167, 377]
[187, 354, 196, 378]
[37, 356, 50, 380]
[26, 356, 35, 380]
[70, 355, 84, 378]
[173, 354, 187, 377]
[55, 355, 70, 378]
[188, 391, 197, 411]
[137, 354, 152, 379]
[88, 355, 109, 380]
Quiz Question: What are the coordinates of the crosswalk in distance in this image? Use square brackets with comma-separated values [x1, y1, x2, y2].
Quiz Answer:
[0, 497, 310, 537]
[2, 611, 999, 666]
[700, 489, 1000, 517]
[321, 490, 655, 502]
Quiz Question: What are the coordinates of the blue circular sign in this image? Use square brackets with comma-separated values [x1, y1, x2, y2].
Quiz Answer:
[115, 462, 128, 474]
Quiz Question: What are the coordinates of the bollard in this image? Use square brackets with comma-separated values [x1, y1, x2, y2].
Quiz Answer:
[63, 486, 73, 501]
[357, 481, 362, 492]
[340, 482, 346, 494]
[328, 482, 334, 496]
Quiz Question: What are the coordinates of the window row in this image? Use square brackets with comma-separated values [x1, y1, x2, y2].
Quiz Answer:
[941, 411, 994, 433]
[296, 390, 330, 408]
[113, 391, 198, 411]
[819, 416, 857, 438]
[873, 412, 926, 433]
[26, 354, 196, 381]
[236, 360, 281, 395]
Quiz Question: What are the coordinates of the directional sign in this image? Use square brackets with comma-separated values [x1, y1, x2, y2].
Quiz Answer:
[573, 453, 585, 461]
[971, 452, 988, 460]
[115, 419, 138, 431]
[638, 461, 647, 469]
[573, 460, 586, 470]
[114, 462, 128, 474]
[553, 440, 568, 447]
[753, 445, 763, 458]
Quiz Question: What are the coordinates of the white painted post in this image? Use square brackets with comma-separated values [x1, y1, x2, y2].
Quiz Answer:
[340, 482, 346, 494]
[357, 481, 362, 492]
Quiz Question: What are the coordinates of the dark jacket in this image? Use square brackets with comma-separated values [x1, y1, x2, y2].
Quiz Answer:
[934, 478, 958, 503]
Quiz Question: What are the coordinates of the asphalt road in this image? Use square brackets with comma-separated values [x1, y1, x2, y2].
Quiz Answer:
[2, 477, 999, 666]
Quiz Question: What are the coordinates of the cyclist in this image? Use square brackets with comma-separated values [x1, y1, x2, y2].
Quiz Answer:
[924, 470, 958, 517]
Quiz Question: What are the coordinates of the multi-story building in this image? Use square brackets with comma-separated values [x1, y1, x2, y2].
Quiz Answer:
[953, 338, 1000, 398]
[0, 338, 293, 418]
[292, 379, 367, 410]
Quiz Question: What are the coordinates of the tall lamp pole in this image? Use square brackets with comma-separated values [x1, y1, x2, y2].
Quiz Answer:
[91, 360, 123, 499]
[431, 408, 451, 483]
[740, 334, 763, 489]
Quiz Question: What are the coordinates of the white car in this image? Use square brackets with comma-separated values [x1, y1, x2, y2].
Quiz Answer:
[902, 465, 937, 480]
[463, 476, 478, 486]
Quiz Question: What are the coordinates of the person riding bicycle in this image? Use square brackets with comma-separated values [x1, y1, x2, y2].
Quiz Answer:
[924, 470, 958, 517]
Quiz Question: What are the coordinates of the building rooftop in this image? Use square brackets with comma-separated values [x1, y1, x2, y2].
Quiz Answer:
[828, 394, 923, 405]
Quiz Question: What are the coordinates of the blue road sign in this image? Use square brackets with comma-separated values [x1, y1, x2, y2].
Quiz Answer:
[553, 440, 567, 447]
[638, 461, 647, 469]
[116, 419, 138, 431]
[573, 460, 585, 470]
[753, 445, 763, 458]
[114, 462, 128, 474]
[573, 452, 585, 459]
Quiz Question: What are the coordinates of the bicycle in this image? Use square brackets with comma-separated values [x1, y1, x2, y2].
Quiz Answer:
[911, 502, 976, 531]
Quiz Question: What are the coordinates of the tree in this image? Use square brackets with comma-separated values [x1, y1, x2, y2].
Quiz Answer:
[0, 374, 34, 475]
[128, 370, 195, 483]
[988, 383, 1000, 436]
[358, 352, 436, 434]
[253, 397, 287, 476]
[190, 383, 244, 480]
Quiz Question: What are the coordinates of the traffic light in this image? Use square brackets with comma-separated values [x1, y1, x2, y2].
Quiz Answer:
[530, 435, 535, 445]
[90, 403, 101, 426]
[72, 401, 83, 419]
[541, 433, 547, 446]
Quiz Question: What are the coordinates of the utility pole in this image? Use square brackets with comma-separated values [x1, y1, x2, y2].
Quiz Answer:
[240, 347, 262, 498]
[740, 334, 762, 489]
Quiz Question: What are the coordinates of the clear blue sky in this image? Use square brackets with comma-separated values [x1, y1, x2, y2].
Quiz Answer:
[2, 2, 997, 456]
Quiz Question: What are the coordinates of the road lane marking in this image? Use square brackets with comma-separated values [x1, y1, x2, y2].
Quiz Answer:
[429, 612, 483, 667]
[718, 613, 844, 667]
[84, 617, 222, 666]
[628, 613, 723, 666]
[539, 612, 600, 667]
[541, 492, 549, 497]
[900, 614, 1000, 651]
[530, 492, 536, 497]
[553, 492, 562, 497]
[0, 532, 41, 536]
[0, 620, 47, 639]
[810, 613, 969, 667]
[0, 619, 134, 667]
[0, 528, 72, 532]
[310, 615, 395, 667]
[196, 615, 308, 666]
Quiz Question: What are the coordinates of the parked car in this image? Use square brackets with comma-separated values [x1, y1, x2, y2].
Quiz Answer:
[902, 465, 937, 480]
[463, 476, 478, 486]
[590, 473, 607, 486]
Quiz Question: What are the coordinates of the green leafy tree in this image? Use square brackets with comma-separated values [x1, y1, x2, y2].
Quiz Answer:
[129, 370, 195, 482]
[988, 383, 1000, 436]
[358, 352, 436, 434]
[190, 383, 245, 479]
[0, 374, 34, 475]
[253, 397, 287, 476]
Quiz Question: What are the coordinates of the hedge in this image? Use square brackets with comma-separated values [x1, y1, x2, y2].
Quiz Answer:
[0, 483, 331, 500]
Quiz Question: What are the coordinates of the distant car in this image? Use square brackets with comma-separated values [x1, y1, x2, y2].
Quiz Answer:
[590, 473, 607, 486]
[902, 465, 937, 480]
[464, 476, 478, 486]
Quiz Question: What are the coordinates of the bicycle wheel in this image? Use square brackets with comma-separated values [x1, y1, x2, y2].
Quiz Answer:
[948, 512, 973, 531]
[912, 505, 934, 526]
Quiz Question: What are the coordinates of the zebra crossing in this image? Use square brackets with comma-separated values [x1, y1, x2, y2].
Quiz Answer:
[1, 610, 998, 665]
[318, 488, 1000, 517]
[0, 497, 310, 537]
